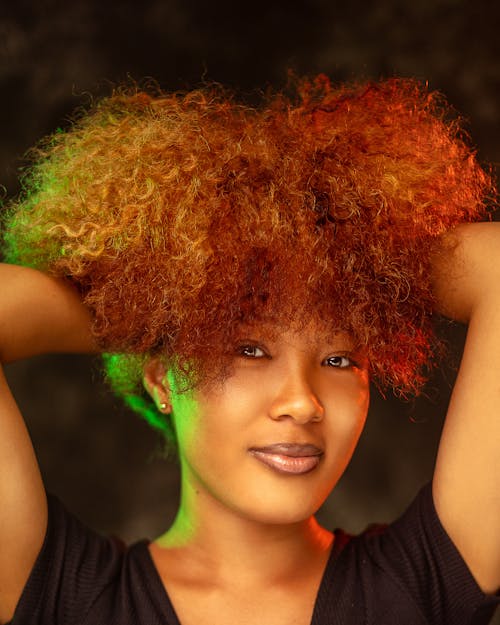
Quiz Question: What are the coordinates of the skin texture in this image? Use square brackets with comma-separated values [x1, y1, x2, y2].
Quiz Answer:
[431, 223, 500, 595]
[0, 265, 97, 624]
[144, 323, 369, 625]
[146, 324, 369, 526]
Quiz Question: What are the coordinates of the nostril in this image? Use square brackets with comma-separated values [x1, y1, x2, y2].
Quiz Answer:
[269, 392, 324, 424]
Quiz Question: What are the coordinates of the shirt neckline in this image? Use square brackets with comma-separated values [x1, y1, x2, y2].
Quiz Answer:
[134, 530, 350, 625]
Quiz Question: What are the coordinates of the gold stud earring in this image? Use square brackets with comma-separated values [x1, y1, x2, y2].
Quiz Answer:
[158, 402, 168, 412]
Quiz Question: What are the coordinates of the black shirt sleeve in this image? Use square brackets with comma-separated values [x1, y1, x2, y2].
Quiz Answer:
[8, 495, 125, 625]
[366, 484, 499, 625]
[312, 484, 498, 625]
[9, 487, 499, 625]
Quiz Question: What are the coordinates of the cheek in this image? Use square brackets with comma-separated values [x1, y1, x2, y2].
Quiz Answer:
[171, 390, 244, 477]
[168, 392, 207, 466]
[323, 377, 369, 462]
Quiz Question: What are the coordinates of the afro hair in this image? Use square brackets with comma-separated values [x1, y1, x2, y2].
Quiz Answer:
[2, 75, 494, 448]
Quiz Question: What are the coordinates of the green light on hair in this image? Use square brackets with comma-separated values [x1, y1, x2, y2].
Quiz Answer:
[124, 394, 169, 433]
[103, 353, 177, 450]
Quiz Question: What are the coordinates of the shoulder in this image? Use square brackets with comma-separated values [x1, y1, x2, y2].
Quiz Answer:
[319, 486, 499, 625]
[8, 495, 166, 625]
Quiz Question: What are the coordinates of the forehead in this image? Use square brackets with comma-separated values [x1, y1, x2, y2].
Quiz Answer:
[235, 318, 355, 349]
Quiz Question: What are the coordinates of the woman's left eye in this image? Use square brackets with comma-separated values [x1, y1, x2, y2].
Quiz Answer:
[324, 355, 354, 368]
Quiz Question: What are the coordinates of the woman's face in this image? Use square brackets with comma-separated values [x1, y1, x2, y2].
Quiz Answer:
[166, 322, 370, 525]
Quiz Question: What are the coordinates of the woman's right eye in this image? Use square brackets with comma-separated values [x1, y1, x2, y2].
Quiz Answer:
[237, 344, 266, 358]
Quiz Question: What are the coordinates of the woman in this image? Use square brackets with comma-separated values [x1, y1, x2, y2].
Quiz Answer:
[0, 76, 498, 624]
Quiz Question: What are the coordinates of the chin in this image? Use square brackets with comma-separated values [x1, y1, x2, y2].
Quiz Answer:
[235, 491, 328, 526]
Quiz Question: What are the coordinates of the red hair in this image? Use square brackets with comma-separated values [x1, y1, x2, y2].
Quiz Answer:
[3, 75, 494, 445]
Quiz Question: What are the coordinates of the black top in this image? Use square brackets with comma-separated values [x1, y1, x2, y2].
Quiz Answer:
[9, 484, 499, 625]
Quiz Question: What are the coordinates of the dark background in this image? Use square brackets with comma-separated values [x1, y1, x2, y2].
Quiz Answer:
[1, 0, 498, 588]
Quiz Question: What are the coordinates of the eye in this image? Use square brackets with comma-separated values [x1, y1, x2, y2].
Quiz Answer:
[324, 354, 356, 369]
[237, 344, 267, 359]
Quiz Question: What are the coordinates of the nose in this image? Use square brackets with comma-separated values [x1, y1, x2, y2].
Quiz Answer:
[268, 368, 324, 424]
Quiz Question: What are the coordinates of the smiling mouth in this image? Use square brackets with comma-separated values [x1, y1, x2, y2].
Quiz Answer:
[248, 443, 323, 475]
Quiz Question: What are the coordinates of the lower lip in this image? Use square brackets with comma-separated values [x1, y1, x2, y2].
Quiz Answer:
[249, 451, 322, 475]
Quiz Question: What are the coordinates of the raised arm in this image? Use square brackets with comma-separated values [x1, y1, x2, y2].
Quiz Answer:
[431, 222, 500, 595]
[0, 263, 97, 624]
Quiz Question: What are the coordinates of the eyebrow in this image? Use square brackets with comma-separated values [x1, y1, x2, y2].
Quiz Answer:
[234, 329, 358, 350]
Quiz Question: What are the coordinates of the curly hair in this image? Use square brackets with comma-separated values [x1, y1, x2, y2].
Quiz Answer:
[2, 75, 494, 449]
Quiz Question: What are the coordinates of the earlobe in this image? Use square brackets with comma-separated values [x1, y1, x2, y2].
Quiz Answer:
[143, 358, 172, 413]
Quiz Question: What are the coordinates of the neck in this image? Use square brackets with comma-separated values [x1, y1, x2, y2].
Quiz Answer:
[155, 474, 333, 587]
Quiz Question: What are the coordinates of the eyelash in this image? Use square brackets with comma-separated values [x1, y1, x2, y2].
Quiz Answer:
[236, 345, 358, 369]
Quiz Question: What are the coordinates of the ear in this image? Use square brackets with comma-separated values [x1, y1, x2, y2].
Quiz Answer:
[143, 358, 172, 414]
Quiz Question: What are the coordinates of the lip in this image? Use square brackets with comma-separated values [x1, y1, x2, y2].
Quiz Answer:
[249, 443, 323, 475]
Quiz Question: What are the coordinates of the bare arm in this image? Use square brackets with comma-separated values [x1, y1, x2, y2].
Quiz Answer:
[0, 263, 98, 623]
[431, 222, 500, 594]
